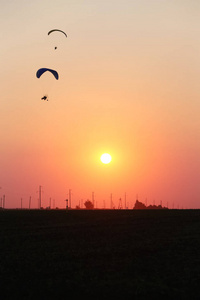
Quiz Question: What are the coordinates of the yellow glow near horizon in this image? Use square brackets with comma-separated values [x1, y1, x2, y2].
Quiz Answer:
[100, 153, 112, 164]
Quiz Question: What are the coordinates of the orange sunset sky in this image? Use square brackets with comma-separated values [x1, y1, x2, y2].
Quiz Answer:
[0, 0, 200, 209]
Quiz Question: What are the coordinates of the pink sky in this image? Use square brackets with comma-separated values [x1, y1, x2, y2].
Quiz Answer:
[0, 0, 200, 209]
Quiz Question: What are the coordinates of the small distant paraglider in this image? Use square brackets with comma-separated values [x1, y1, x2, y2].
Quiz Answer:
[36, 68, 59, 101]
[48, 29, 67, 37]
[48, 29, 67, 50]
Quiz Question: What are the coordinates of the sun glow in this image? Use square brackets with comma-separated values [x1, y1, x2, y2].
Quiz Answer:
[100, 153, 112, 164]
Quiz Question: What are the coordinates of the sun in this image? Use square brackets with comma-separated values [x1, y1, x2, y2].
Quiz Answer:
[100, 153, 112, 164]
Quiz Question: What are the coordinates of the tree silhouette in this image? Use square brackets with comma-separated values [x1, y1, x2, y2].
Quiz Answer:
[133, 200, 146, 209]
[133, 199, 168, 210]
[84, 200, 94, 210]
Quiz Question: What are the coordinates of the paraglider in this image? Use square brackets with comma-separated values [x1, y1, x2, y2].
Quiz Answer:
[48, 29, 67, 49]
[36, 68, 59, 80]
[36, 68, 59, 101]
[48, 29, 67, 38]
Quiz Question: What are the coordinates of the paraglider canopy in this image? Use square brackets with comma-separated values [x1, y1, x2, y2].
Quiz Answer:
[48, 29, 67, 38]
[36, 68, 59, 80]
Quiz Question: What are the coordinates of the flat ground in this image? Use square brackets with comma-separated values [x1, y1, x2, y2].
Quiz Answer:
[0, 209, 200, 299]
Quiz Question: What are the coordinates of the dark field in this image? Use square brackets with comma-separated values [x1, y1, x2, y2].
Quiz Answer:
[1, 209, 200, 299]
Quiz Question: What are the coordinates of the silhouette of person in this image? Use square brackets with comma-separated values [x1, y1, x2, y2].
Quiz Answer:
[41, 95, 48, 101]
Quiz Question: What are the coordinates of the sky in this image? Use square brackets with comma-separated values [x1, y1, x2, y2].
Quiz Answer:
[0, 0, 200, 209]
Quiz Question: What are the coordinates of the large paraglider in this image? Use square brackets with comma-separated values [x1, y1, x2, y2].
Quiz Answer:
[48, 29, 67, 49]
[36, 68, 59, 101]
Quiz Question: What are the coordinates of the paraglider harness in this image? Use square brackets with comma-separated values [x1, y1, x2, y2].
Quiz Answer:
[41, 95, 48, 101]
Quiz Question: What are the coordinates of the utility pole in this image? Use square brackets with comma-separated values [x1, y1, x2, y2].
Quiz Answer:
[3, 195, 5, 209]
[29, 196, 31, 210]
[49, 197, 51, 209]
[38, 185, 42, 209]
[92, 192, 94, 208]
[118, 198, 122, 209]
[69, 189, 72, 209]
[110, 193, 113, 209]
[0, 187, 1, 209]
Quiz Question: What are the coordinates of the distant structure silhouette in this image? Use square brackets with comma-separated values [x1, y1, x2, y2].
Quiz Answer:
[133, 200, 168, 210]
[38, 185, 42, 209]
[118, 198, 123, 209]
[67, 189, 72, 209]
[65, 199, 68, 211]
